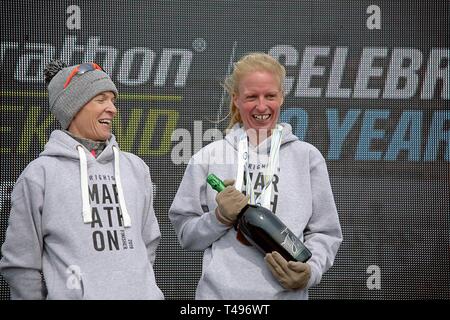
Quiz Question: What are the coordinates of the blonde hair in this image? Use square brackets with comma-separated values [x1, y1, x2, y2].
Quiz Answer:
[223, 52, 285, 129]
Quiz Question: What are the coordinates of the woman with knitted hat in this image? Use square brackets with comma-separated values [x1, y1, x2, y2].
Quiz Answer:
[0, 60, 164, 300]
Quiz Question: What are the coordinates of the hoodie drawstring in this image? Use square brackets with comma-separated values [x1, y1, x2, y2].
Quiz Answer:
[76, 145, 131, 227]
[112, 146, 132, 227]
[77, 145, 92, 224]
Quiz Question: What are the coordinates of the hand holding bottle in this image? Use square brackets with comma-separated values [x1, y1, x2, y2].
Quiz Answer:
[207, 173, 312, 262]
[215, 179, 249, 226]
[265, 251, 311, 290]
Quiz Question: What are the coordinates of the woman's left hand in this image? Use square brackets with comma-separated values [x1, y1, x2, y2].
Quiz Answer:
[264, 251, 311, 290]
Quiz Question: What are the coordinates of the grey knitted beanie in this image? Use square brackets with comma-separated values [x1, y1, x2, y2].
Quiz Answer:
[46, 61, 118, 129]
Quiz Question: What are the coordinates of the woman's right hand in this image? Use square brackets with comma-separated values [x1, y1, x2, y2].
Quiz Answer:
[215, 179, 249, 226]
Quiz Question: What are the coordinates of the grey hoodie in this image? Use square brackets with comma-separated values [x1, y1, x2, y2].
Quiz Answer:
[0, 130, 164, 300]
[169, 123, 342, 300]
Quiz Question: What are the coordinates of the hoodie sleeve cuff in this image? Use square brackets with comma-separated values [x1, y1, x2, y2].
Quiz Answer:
[3, 269, 46, 300]
[209, 208, 234, 230]
[306, 262, 322, 289]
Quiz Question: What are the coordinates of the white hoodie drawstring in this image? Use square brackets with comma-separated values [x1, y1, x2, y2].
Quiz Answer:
[113, 146, 131, 227]
[77, 145, 131, 227]
[77, 145, 92, 223]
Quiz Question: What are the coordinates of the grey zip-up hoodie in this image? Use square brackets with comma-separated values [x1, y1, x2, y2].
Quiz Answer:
[0, 130, 164, 300]
[169, 123, 342, 300]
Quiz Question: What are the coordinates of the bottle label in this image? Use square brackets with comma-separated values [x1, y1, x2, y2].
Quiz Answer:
[280, 227, 303, 257]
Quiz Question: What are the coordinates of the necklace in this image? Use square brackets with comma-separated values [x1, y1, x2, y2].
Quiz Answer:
[235, 125, 282, 209]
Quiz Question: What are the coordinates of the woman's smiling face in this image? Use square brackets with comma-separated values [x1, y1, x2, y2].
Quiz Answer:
[68, 91, 117, 141]
[233, 70, 284, 137]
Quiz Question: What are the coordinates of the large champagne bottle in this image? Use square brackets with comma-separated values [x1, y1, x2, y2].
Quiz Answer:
[207, 173, 312, 262]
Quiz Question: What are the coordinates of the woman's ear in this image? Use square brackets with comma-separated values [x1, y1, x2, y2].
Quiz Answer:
[232, 93, 239, 110]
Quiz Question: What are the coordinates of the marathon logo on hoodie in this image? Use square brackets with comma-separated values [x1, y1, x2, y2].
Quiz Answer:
[88, 174, 134, 252]
[243, 164, 280, 214]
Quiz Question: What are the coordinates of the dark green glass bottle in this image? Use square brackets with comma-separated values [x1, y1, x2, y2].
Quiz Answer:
[207, 173, 312, 262]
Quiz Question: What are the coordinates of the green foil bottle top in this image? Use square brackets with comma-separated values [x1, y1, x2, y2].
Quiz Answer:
[206, 174, 225, 192]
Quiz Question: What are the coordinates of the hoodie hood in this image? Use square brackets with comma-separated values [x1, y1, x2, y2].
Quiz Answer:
[40, 130, 131, 227]
[40, 130, 117, 163]
[224, 122, 299, 153]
